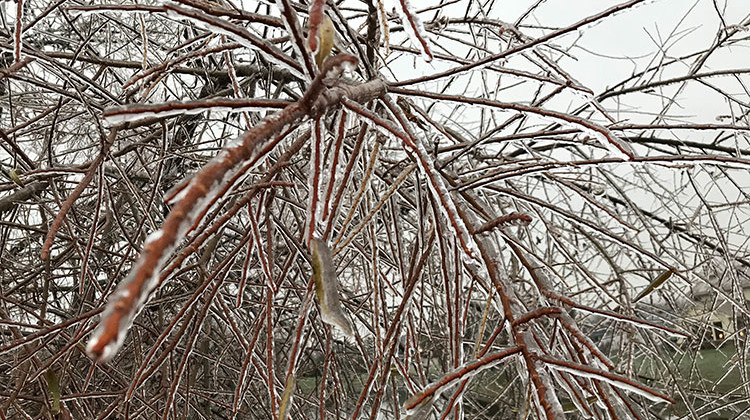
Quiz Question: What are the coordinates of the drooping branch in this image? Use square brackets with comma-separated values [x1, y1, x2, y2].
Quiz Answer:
[86, 55, 385, 362]
[41, 128, 117, 261]
[403, 347, 522, 413]
[341, 97, 480, 261]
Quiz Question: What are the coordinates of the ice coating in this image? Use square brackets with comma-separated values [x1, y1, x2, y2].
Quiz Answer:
[393, 0, 433, 62]
[163, 4, 305, 80]
[274, 0, 315, 78]
[570, 306, 689, 339]
[536, 362, 567, 418]
[404, 347, 522, 413]
[86, 196, 203, 362]
[545, 361, 674, 404]
[520, 331, 566, 418]
[580, 127, 635, 161]
[165, 179, 191, 206]
[103, 101, 288, 125]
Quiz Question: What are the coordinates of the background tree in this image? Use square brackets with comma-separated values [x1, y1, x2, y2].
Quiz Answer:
[0, 0, 749, 419]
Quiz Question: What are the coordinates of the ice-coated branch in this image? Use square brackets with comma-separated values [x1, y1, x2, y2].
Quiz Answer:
[304, 118, 324, 244]
[41, 129, 117, 262]
[85, 54, 385, 362]
[102, 98, 291, 125]
[472, 212, 532, 234]
[275, 0, 315, 78]
[395, 0, 433, 62]
[539, 355, 675, 404]
[320, 109, 347, 224]
[341, 97, 480, 261]
[403, 347, 521, 413]
[14, 0, 23, 64]
[389, 86, 634, 160]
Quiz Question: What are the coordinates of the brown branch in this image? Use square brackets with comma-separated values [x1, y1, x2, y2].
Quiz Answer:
[277, 0, 316, 78]
[391, 0, 649, 87]
[86, 55, 385, 362]
[0, 181, 46, 214]
[472, 212, 532, 234]
[307, 0, 326, 53]
[41, 129, 117, 261]
[538, 355, 675, 404]
[403, 347, 522, 412]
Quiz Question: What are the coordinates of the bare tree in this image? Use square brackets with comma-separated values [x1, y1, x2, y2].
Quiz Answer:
[1, 0, 749, 419]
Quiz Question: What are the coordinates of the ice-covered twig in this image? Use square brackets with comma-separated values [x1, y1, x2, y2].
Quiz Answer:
[275, 0, 315, 78]
[403, 347, 522, 413]
[322, 123, 368, 240]
[332, 139, 381, 249]
[85, 54, 384, 362]
[390, 0, 651, 87]
[102, 98, 291, 125]
[68, 2, 283, 28]
[395, 0, 433, 62]
[304, 118, 324, 244]
[307, 0, 326, 54]
[341, 97, 480, 261]
[320, 109, 347, 224]
[41, 129, 117, 262]
[539, 355, 675, 404]
[472, 212, 532, 234]
[14, 1, 23, 64]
